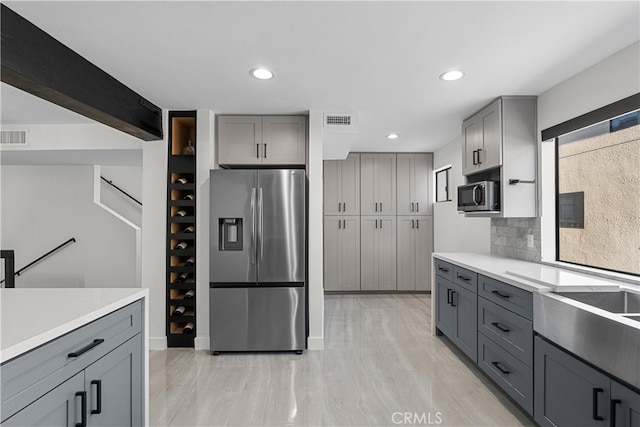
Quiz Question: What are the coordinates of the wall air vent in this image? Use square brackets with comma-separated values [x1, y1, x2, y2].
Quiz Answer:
[1, 130, 28, 145]
[323, 112, 358, 133]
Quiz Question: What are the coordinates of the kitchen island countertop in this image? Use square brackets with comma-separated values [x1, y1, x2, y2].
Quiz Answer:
[0, 288, 148, 364]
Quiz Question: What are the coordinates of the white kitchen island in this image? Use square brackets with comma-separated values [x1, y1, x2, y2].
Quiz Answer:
[0, 288, 148, 426]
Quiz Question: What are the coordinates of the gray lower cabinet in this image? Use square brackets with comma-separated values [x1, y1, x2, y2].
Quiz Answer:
[435, 271, 477, 363]
[1, 301, 144, 427]
[611, 379, 640, 427]
[323, 216, 360, 291]
[361, 216, 396, 291]
[535, 335, 621, 427]
[397, 216, 432, 291]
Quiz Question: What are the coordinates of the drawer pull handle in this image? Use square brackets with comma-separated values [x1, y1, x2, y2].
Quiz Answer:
[91, 380, 102, 414]
[68, 339, 105, 358]
[491, 361, 510, 375]
[491, 290, 510, 299]
[76, 391, 87, 427]
[593, 388, 604, 421]
[491, 322, 510, 333]
[610, 399, 621, 427]
[457, 274, 470, 282]
[438, 266, 449, 273]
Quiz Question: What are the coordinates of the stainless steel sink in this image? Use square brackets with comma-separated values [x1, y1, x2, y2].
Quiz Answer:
[555, 290, 640, 314]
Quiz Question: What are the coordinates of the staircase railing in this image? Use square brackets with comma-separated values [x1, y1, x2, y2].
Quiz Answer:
[0, 238, 77, 286]
[101, 176, 142, 206]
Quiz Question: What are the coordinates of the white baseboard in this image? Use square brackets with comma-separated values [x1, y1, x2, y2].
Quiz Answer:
[307, 336, 325, 350]
[149, 337, 167, 351]
[194, 336, 210, 351]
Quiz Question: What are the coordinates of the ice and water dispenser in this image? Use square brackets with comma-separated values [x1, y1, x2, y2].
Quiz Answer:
[218, 218, 242, 251]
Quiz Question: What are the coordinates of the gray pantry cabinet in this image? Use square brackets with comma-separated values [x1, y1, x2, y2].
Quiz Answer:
[1, 301, 144, 427]
[323, 153, 360, 216]
[535, 335, 640, 427]
[323, 216, 361, 291]
[396, 153, 433, 215]
[217, 115, 306, 166]
[360, 153, 396, 215]
[360, 216, 397, 291]
[397, 216, 433, 291]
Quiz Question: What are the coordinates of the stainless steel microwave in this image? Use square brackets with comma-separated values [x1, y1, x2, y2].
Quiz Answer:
[457, 181, 500, 212]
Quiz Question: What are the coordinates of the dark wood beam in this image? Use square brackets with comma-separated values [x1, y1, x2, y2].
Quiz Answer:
[1, 4, 163, 141]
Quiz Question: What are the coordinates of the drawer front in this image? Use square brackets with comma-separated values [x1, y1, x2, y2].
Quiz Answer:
[478, 332, 533, 415]
[453, 266, 477, 293]
[434, 258, 454, 281]
[478, 275, 532, 320]
[478, 297, 533, 367]
[1, 300, 143, 421]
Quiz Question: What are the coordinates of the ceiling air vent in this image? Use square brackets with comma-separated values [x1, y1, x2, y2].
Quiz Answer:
[323, 112, 358, 133]
[1, 130, 28, 145]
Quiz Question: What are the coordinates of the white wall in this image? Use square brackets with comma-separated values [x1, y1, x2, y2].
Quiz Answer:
[0, 165, 137, 288]
[433, 136, 491, 254]
[100, 165, 143, 227]
[538, 41, 640, 263]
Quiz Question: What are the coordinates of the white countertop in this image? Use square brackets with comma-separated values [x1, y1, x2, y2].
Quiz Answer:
[0, 288, 148, 364]
[432, 252, 630, 293]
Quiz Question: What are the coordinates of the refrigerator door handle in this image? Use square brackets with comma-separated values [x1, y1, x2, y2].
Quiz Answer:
[251, 188, 256, 264]
[258, 188, 264, 262]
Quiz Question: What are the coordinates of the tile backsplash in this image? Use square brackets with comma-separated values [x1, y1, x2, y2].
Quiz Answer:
[491, 217, 541, 262]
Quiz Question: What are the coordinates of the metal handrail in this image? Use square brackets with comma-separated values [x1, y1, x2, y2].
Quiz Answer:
[0, 238, 77, 285]
[101, 176, 142, 206]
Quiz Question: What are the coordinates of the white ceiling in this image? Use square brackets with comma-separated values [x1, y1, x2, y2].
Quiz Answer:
[1, 1, 639, 154]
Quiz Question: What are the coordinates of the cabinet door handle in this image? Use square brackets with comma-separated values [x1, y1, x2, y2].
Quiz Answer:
[472, 150, 478, 165]
[457, 274, 470, 282]
[416, 219, 419, 229]
[264, 143, 267, 158]
[76, 391, 87, 427]
[476, 148, 482, 164]
[610, 399, 621, 427]
[343, 220, 346, 229]
[256, 143, 260, 158]
[447, 288, 452, 304]
[379, 219, 383, 229]
[491, 361, 510, 375]
[91, 380, 102, 414]
[491, 322, 510, 333]
[338, 202, 341, 212]
[411, 202, 414, 212]
[343, 202, 346, 212]
[375, 202, 378, 212]
[375, 219, 378, 229]
[491, 290, 510, 299]
[438, 266, 449, 273]
[68, 339, 104, 358]
[593, 388, 604, 421]
[380, 202, 383, 212]
[411, 220, 415, 229]
[338, 220, 342, 229]
[450, 290, 457, 307]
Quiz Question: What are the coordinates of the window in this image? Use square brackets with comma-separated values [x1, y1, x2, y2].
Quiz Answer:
[554, 108, 640, 276]
[435, 166, 451, 202]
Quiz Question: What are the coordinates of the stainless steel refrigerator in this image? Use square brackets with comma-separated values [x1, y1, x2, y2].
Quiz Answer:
[209, 169, 306, 353]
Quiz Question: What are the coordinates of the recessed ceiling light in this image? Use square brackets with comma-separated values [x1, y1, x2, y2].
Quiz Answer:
[439, 70, 464, 81]
[250, 68, 275, 80]
[387, 133, 399, 140]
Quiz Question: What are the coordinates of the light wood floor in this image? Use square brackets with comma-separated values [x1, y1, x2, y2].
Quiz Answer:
[149, 294, 533, 426]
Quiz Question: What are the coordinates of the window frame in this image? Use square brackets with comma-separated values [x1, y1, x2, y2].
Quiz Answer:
[434, 165, 452, 203]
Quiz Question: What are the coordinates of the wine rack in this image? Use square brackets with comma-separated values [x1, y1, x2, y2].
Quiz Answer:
[166, 111, 197, 347]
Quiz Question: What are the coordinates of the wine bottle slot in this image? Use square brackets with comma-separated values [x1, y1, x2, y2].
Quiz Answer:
[184, 289, 195, 299]
[174, 177, 188, 184]
[183, 322, 194, 334]
[184, 257, 195, 266]
[175, 242, 188, 250]
[175, 272, 191, 283]
[172, 306, 186, 316]
[183, 194, 195, 201]
[174, 209, 187, 217]
[184, 225, 195, 233]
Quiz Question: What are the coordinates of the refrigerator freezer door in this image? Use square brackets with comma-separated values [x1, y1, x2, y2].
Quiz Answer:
[210, 287, 306, 351]
[210, 170, 257, 284]
[257, 170, 306, 283]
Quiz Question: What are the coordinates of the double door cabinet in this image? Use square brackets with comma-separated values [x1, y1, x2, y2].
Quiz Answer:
[217, 115, 306, 166]
[323, 153, 433, 292]
[1, 301, 144, 426]
[434, 257, 640, 425]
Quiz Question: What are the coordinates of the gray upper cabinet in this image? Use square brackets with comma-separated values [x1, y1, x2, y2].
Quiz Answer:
[361, 215, 396, 291]
[462, 99, 502, 175]
[217, 115, 306, 166]
[397, 154, 433, 215]
[361, 153, 396, 215]
[323, 216, 360, 291]
[323, 153, 360, 216]
[397, 216, 433, 291]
